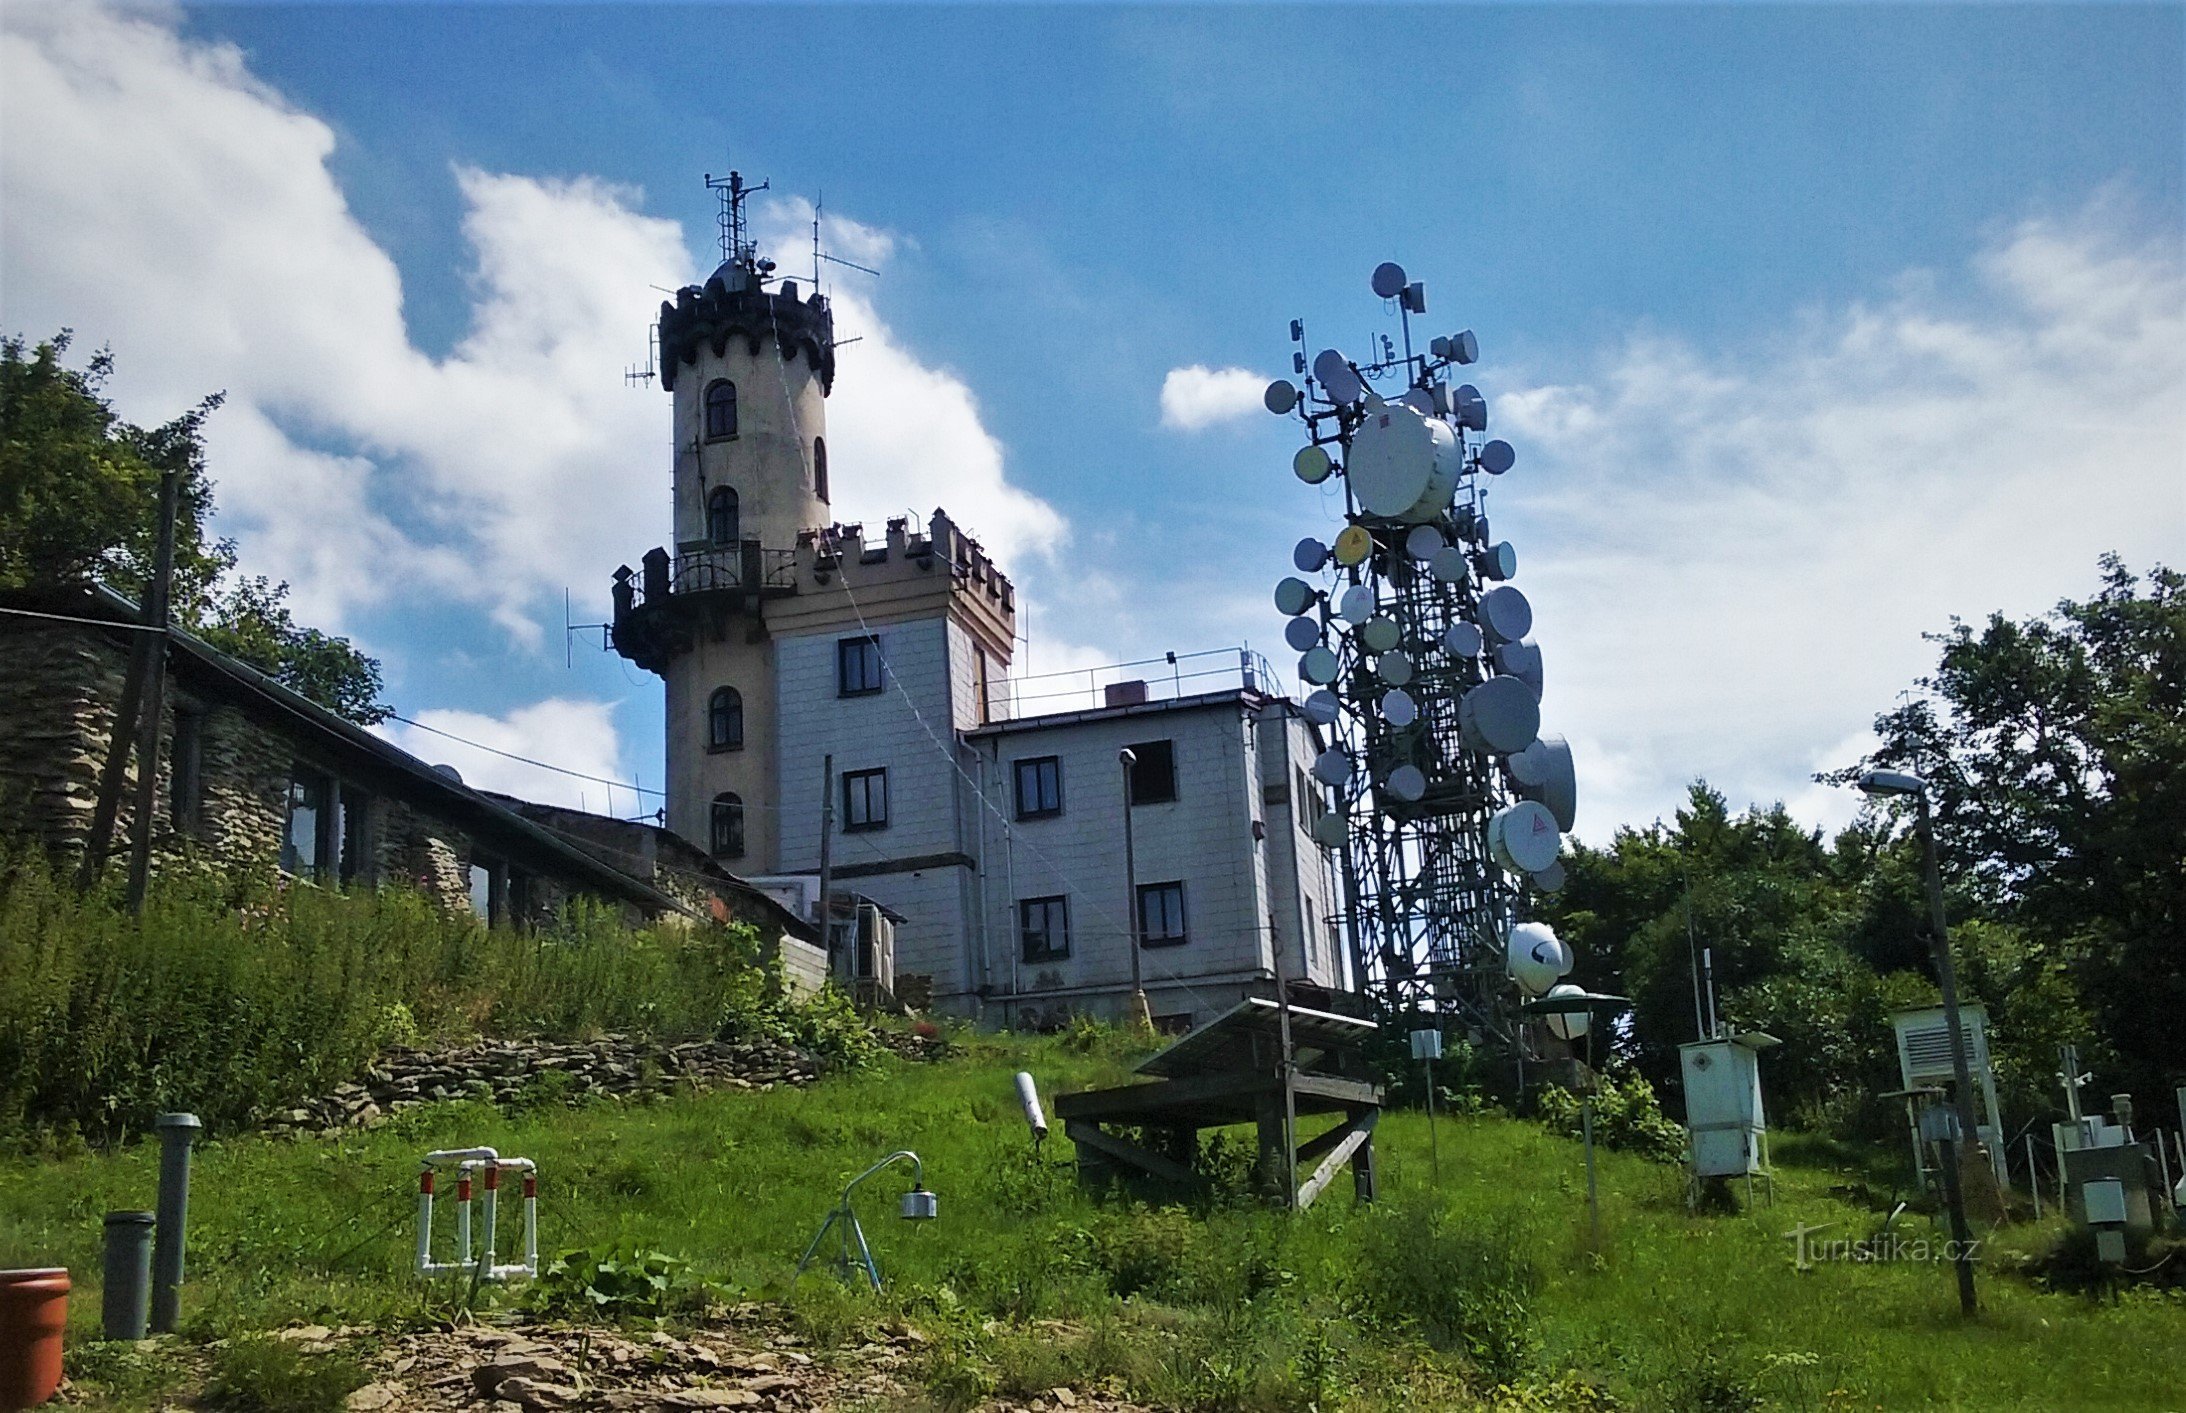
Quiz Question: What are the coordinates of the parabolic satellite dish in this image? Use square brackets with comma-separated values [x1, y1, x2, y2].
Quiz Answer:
[1360, 616, 1401, 653]
[1442, 621, 1484, 659]
[1459, 676, 1540, 755]
[1477, 541, 1518, 582]
[1313, 349, 1365, 405]
[1333, 525, 1373, 567]
[1370, 261, 1409, 299]
[1530, 859, 1567, 894]
[1347, 402, 1462, 522]
[1338, 584, 1376, 625]
[1311, 748, 1352, 788]
[1516, 734, 1576, 832]
[1274, 576, 1314, 616]
[1375, 651, 1415, 686]
[1404, 525, 1444, 561]
[1494, 637, 1544, 698]
[1400, 389, 1436, 418]
[1430, 545, 1470, 584]
[1478, 439, 1516, 475]
[1381, 689, 1418, 727]
[1478, 584, 1533, 642]
[1505, 920, 1571, 997]
[1293, 537, 1329, 573]
[1385, 764, 1427, 802]
[1264, 379, 1300, 415]
[1311, 812, 1348, 848]
[1294, 445, 1334, 484]
[1451, 384, 1488, 433]
[1490, 800, 1562, 874]
[1300, 646, 1339, 685]
[1284, 616, 1321, 652]
[1303, 688, 1341, 726]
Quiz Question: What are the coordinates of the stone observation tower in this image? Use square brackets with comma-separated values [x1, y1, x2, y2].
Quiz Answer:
[611, 173, 1017, 900]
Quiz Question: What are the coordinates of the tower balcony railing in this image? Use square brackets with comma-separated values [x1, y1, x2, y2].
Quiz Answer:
[991, 647, 1285, 723]
[614, 541, 799, 616]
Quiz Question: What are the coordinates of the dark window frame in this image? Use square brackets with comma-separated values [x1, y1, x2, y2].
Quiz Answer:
[1013, 755, 1063, 819]
[707, 485, 740, 546]
[842, 767, 889, 832]
[711, 791, 746, 858]
[703, 379, 738, 440]
[708, 685, 744, 752]
[281, 765, 335, 880]
[1125, 739, 1178, 805]
[837, 635, 885, 697]
[338, 785, 373, 887]
[813, 436, 829, 501]
[1137, 880, 1189, 948]
[1018, 894, 1071, 963]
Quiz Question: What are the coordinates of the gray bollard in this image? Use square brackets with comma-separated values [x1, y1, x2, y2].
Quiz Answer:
[103, 1210, 156, 1339]
[150, 1112, 201, 1334]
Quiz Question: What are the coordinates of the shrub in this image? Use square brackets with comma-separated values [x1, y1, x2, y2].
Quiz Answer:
[1534, 1068, 1687, 1164]
[201, 1336, 367, 1413]
[530, 1245, 719, 1319]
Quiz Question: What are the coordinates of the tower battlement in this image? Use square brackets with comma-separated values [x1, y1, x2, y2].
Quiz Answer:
[658, 269, 836, 396]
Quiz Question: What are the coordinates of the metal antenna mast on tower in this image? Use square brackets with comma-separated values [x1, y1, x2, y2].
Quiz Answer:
[706, 169, 769, 267]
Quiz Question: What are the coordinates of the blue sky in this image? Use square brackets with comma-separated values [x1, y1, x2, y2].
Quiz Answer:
[4, 3, 2181, 836]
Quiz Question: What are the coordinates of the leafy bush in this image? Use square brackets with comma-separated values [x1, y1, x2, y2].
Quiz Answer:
[1534, 1068, 1687, 1164]
[0, 845, 826, 1141]
[201, 1336, 367, 1413]
[530, 1245, 719, 1319]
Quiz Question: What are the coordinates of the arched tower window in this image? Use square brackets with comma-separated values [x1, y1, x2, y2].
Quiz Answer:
[707, 486, 739, 546]
[813, 436, 829, 502]
[708, 686, 744, 752]
[710, 792, 745, 858]
[704, 379, 738, 439]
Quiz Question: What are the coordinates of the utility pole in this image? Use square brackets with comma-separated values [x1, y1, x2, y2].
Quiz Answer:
[122, 469, 181, 913]
[1118, 749, 1152, 1032]
[80, 468, 181, 894]
[816, 754, 836, 976]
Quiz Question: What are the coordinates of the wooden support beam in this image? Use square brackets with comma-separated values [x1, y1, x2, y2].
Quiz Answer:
[1297, 1107, 1378, 1166]
[1296, 1121, 1372, 1211]
[1063, 1120, 1197, 1187]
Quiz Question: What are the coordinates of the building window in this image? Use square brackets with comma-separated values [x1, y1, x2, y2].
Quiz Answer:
[842, 767, 888, 831]
[1125, 739, 1178, 805]
[838, 635, 884, 696]
[1019, 895, 1070, 962]
[1137, 880, 1188, 948]
[1014, 755, 1062, 819]
[1296, 765, 1322, 827]
[281, 767, 332, 878]
[169, 707, 204, 831]
[708, 686, 744, 751]
[338, 786, 372, 886]
[704, 379, 737, 439]
[707, 486, 739, 546]
[813, 436, 829, 501]
[469, 852, 499, 923]
[711, 792, 746, 858]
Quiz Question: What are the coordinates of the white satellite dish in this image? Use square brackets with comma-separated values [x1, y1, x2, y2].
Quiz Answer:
[1375, 650, 1414, 686]
[1506, 920, 1570, 997]
[1478, 439, 1516, 475]
[1284, 616, 1322, 652]
[1264, 379, 1300, 415]
[1533, 734, 1576, 832]
[1543, 981, 1589, 1041]
[1509, 737, 1552, 788]
[1299, 646, 1339, 685]
[1293, 537, 1329, 573]
[1303, 689, 1342, 726]
[1338, 584, 1376, 625]
[1311, 748, 1352, 788]
[1347, 402, 1462, 522]
[1385, 764, 1427, 802]
[1381, 688, 1418, 726]
[1451, 329, 1479, 365]
[1370, 261, 1409, 299]
[1477, 541, 1517, 582]
[1494, 637, 1543, 698]
[1451, 384, 1488, 432]
[1293, 445, 1334, 484]
[1429, 545, 1470, 584]
[1459, 676, 1540, 755]
[1531, 859, 1567, 894]
[1492, 800, 1562, 874]
[1311, 812, 1348, 848]
[1274, 577, 1315, 616]
[1313, 350, 1365, 405]
[1404, 525, 1444, 561]
[1400, 388, 1436, 418]
[1360, 616, 1401, 654]
[1477, 585, 1533, 642]
[1442, 621, 1484, 659]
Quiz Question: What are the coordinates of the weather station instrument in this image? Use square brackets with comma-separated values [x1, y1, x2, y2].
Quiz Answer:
[1265, 262, 1580, 1051]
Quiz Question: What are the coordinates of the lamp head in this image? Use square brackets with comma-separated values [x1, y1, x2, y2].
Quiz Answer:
[1856, 769, 1926, 799]
[1118, 748, 1137, 767]
[900, 1187, 938, 1221]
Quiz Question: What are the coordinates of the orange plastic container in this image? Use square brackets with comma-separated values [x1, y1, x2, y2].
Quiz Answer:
[0, 1268, 70, 1410]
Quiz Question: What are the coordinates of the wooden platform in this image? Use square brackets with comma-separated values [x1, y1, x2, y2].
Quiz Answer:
[1054, 997, 1384, 1209]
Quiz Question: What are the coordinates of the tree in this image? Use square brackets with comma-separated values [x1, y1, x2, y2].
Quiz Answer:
[1827, 556, 2184, 1114]
[1, 333, 388, 724]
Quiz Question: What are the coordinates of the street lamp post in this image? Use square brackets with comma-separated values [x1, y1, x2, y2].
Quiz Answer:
[1119, 748, 1153, 1032]
[1856, 768, 1980, 1316]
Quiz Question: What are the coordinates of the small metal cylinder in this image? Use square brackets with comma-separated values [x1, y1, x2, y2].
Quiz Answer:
[150, 1112, 201, 1334]
[102, 1211, 156, 1339]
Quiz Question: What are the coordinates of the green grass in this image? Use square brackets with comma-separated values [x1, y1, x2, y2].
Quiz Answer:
[3, 1027, 2180, 1410]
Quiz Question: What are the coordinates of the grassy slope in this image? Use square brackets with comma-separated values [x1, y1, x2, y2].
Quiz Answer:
[2, 1029, 2179, 1410]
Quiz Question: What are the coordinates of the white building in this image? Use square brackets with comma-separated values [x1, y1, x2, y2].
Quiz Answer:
[610, 204, 1348, 1028]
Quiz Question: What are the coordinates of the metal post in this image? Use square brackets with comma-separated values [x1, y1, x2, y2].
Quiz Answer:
[125, 468, 182, 915]
[1118, 749, 1150, 1030]
[816, 754, 835, 975]
[149, 1112, 200, 1333]
[2025, 1133, 2042, 1221]
[1917, 794, 1984, 1184]
[1582, 1096, 1600, 1245]
[1934, 1125, 1978, 1316]
[102, 1211, 155, 1340]
[1424, 1051, 1441, 1186]
[1269, 908, 1298, 1207]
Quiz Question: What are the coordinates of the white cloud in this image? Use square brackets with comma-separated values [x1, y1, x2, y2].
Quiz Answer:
[377, 700, 642, 814]
[1158, 364, 1269, 431]
[1491, 201, 2184, 840]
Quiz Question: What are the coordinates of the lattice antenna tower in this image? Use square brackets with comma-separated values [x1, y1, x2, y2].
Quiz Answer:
[706, 169, 771, 270]
[1264, 263, 1579, 1050]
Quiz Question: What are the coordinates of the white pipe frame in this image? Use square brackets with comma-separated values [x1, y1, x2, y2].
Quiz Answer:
[415, 1147, 539, 1281]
